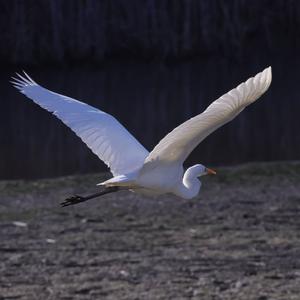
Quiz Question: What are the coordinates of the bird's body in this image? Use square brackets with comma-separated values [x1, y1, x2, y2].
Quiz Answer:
[12, 67, 272, 204]
[106, 163, 200, 199]
[106, 163, 185, 197]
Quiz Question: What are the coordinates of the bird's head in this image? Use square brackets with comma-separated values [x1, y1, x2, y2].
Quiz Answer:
[188, 164, 217, 177]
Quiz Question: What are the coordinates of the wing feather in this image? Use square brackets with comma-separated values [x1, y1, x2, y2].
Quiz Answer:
[12, 72, 149, 176]
[145, 67, 272, 165]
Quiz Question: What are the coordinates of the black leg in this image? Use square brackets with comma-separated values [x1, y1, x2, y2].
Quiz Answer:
[61, 187, 119, 207]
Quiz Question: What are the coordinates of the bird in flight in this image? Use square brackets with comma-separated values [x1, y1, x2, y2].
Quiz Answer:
[11, 67, 272, 206]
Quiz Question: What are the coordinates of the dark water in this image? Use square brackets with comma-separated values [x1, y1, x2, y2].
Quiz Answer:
[1, 58, 300, 179]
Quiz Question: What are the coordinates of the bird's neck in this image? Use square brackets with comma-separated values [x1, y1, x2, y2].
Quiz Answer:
[175, 168, 201, 199]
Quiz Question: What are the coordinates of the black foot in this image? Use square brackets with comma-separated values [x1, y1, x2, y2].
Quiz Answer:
[61, 195, 86, 207]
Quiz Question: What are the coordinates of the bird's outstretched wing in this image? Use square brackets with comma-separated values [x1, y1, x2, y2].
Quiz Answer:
[11, 72, 149, 176]
[144, 67, 272, 165]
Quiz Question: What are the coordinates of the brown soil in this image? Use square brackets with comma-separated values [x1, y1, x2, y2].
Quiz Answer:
[1, 161, 300, 300]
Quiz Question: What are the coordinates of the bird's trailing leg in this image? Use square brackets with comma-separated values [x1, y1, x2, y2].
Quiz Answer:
[61, 186, 119, 207]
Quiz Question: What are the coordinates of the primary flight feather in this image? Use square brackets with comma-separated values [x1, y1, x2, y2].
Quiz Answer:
[11, 67, 272, 205]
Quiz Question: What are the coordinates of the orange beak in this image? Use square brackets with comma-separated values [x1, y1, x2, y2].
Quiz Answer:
[206, 168, 217, 175]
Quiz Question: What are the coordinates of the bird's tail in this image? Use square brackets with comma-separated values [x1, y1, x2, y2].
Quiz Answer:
[97, 174, 134, 187]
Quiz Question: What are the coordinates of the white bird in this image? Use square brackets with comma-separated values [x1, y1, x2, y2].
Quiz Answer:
[11, 67, 272, 206]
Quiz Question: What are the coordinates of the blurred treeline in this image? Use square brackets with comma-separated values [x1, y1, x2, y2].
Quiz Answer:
[1, 0, 300, 179]
[1, 0, 299, 66]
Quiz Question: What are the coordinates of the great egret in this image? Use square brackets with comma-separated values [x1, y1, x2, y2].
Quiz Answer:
[11, 67, 272, 206]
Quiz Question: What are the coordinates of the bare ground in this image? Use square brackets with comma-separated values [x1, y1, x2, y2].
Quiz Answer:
[0, 161, 300, 300]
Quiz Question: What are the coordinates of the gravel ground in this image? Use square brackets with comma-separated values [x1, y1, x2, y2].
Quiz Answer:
[0, 161, 300, 300]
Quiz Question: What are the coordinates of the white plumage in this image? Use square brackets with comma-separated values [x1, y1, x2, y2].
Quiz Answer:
[12, 72, 149, 176]
[12, 67, 272, 200]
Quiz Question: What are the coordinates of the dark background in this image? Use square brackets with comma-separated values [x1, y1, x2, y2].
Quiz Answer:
[1, 0, 300, 179]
